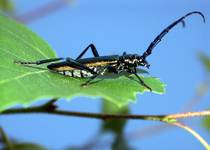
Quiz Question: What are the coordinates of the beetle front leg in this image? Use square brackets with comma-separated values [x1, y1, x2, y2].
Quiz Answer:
[133, 73, 152, 91]
[130, 68, 152, 91]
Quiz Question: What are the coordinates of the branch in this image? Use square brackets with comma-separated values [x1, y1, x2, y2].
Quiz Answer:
[1, 101, 210, 122]
[127, 77, 210, 141]
[166, 111, 210, 119]
[15, 0, 72, 23]
[182, 77, 210, 111]
[1, 101, 210, 149]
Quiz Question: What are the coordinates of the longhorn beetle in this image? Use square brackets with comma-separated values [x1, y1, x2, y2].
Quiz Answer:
[15, 11, 205, 91]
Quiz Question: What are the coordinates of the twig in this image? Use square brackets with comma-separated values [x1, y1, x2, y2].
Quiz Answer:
[171, 122, 210, 150]
[15, 0, 72, 23]
[1, 101, 210, 122]
[1, 102, 210, 150]
[166, 111, 210, 119]
[182, 77, 210, 111]
[126, 77, 210, 142]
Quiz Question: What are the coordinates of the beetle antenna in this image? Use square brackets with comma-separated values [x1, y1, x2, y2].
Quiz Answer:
[141, 11, 205, 60]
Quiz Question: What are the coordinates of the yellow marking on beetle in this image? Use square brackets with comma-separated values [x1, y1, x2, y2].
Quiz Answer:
[54, 66, 74, 71]
[53, 60, 117, 71]
[86, 60, 117, 67]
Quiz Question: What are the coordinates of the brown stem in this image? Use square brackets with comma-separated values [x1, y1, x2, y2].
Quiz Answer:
[15, 0, 71, 23]
[1, 100, 210, 122]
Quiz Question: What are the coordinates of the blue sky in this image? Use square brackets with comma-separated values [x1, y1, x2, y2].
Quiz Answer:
[1, 0, 210, 149]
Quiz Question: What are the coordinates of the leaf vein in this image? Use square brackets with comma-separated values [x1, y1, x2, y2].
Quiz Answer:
[0, 26, 49, 58]
[0, 47, 26, 61]
[0, 70, 47, 85]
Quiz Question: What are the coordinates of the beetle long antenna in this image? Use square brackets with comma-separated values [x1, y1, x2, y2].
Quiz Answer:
[141, 11, 205, 60]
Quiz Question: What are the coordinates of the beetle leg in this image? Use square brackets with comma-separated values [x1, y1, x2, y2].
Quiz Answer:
[81, 66, 108, 87]
[76, 43, 100, 60]
[131, 68, 152, 91]
[80, 74, 99, 87]
[65, 58, 97, 75]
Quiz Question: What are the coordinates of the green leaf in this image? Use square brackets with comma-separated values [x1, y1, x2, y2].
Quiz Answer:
[0, 15, 165, 111]
[0, 127, 47, 150]
[0, 0, 14, 13]
[203, 115, 210, 133]
[112, 135, 134, 150]
[101, 101, 130, 134]
[198, 52, 210, 73]
[3, 143, 47, 150]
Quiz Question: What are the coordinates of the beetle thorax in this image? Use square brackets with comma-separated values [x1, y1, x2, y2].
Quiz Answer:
[118, 54, 150, 68]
